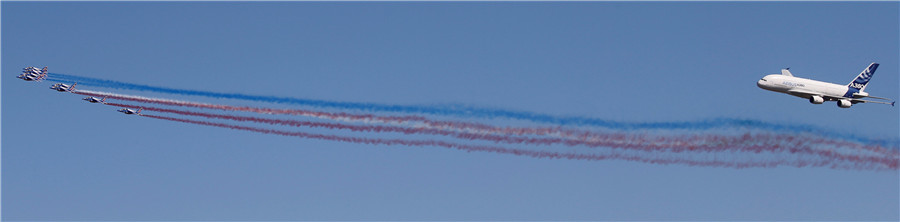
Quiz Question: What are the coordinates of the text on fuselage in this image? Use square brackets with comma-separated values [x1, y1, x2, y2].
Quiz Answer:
[782, 81, 805, 87]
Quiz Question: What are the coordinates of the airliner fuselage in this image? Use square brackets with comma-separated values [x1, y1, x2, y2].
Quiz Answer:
[757, 75, 855, 99]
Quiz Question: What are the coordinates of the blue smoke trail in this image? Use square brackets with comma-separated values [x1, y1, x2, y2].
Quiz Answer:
[45, 78, 71, 83]
[47, 72, 900, 147]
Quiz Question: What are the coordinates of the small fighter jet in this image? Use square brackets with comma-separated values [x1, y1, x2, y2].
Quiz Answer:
[17, 73, 42, 81]
[117, 108, 142, 115]
[82, 96, 107, 104]
[17, 66, 48, 81]
[50, 82, 76, 92]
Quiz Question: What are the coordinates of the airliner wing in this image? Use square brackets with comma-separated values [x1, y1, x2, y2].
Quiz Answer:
[825, 95, 894, 106]
[847, 98, 894, 106]
[863, 95, 892, 101]
[787, 89, 894, 106]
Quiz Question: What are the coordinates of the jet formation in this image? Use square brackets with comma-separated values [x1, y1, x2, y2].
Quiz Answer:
[18, 66, 140, 115]
[16, 66, 47, 81]
[757, 63, 894, 108]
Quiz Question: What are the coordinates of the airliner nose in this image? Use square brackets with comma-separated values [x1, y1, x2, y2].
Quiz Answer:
[756, 77, 769, 89]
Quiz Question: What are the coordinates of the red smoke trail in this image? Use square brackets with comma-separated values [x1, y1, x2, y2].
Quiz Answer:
[111, 102, 898, 169]
[75, 90, 642, 137]
[141, 114, 890, 170]
[77, 90, 898, 160]
[102, 103, 822, 151]
[419, 121, 900, 159]
[74, 90, 428, 123]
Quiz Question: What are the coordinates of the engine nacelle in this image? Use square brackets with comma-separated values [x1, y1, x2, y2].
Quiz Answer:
[837, 99, 852, 108]
[809, 96, 824, 104]
[852, 91, 869, 98]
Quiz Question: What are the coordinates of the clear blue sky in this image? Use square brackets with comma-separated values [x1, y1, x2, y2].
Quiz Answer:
[3, 2, 898, 220]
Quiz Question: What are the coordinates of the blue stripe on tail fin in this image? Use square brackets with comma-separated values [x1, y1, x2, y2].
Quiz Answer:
[842, 63, 879, 98]
[848, 63, 878, 90]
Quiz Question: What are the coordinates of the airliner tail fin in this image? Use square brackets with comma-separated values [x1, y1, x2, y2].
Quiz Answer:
[848, 63, 879, 91]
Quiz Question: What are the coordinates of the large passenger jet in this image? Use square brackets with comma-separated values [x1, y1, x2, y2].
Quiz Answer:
[757, 63, 894, 108]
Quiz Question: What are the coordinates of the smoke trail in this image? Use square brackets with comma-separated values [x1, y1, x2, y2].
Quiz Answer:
[77, 87, 590, 137]
[77, 88, 900, 159]
[49, 73, 897, 144]
[77, 90, 609, 140]
[76, 89, 900, 157]
[45, 78, 73, 83]
[73, 90, 427, 123]
[107, 102, 899, 168]
[141, 113, 893, 170]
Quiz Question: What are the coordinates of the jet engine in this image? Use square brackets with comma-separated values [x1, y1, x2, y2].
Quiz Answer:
[852, 91, 869, 98]
[837, 99, 852, 108]
[808, 96, 824, 104]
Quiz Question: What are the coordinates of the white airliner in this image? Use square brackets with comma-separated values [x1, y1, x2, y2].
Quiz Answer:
[757, 63, 894, 108]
